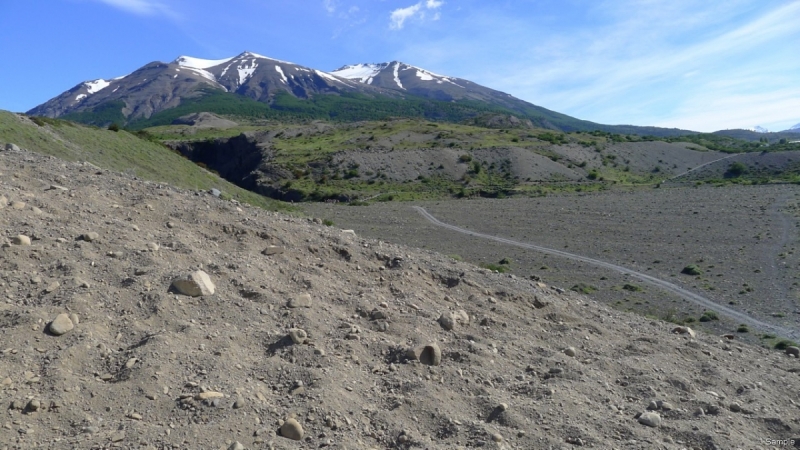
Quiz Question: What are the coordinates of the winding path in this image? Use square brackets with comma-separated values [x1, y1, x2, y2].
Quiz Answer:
[413, 206, 799, 341]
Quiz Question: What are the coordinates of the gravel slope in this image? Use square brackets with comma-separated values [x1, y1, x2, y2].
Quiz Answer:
[1, 145, 799, 449]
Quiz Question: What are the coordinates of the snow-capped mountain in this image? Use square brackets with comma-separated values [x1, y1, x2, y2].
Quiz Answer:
[787, 122, 800, 132]
[331, 61, 524, 107]
[28, 52, 397, 121]
[27, 51, 693, 136]
[30, 51, 578, 127]
[750, 126, 769, 133]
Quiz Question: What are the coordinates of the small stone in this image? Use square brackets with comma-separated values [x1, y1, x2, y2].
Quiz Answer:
[280, 417, 304, 441]
[44, 281, 59, 293]
[81, 232, 99, 242]
[288, 328, 307, 344]
[11, 235, 31, 246]
[786, 346, 800, 357]
[564, 346, 576, 357]
[262, 245, 284, 256]
[647, 400, 659, 410]
[11, 201, 26, 210]
[453, 309, 470, 325]
[637, 411, 661, 427]
[491, 433, 504, 442]
[406, 343, 442, 366]
[195, 391, 224, 400]
[497, 403, 508, 411]
[171, 270, 215, 296]
[659, 401, 674, 411]
[48, 313, 74, 336]
[26, 399, 40, 412]
[125, 358, 137, 369]
[110, 431, 125, 442]
[694, 407, 705, 416]
[438, 313, 455, 331]
[69, 313, 79, 325]
[228, 442, 245, 450]
[730, 403, 742, 412]
[146, 242, 159, 251]
[288, 293, 312, 308]
[129, 413, 142, 420]
[5, 143, 21, 151]
[672, 326, 696, 338]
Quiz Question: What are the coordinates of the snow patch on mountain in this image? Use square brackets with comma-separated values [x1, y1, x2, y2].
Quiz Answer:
[750, 126, 769, 133]
[275, 66, 288, 84]
[174, 55, 234, 69]
[330, 64, 384, 83]
[415, 70, 433, 81]
[84, 79, 111, 94]
[393, 63, 405, 90]
[236, 59, 258, 85]
[75, 94, 87, 102]
[240, 51, 294, 65]
[314, 70, 345, 84]
[788, 122, 800, 131]
[184, 67, 217, 83]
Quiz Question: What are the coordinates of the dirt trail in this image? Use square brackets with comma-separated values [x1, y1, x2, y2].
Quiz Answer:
[762, 191, 796, 312]
[413, 206, 800, 341]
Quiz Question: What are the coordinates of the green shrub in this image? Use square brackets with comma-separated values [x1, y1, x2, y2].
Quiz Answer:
[622, 283, 642, 292]
[480, 263, 509, 273]
[681, 265, 702, 275]
[736, 324, 749, 333]
[571, 283, 597, 294]
[725, 162, 747, 178]
[322, 219, 334, 227]
[699, 311, 719, 322]
[459, 154, 472, 163]
[499, 257, 511, 265]
[108, 123, 121, 132]
[448, 254, 463, 261]
[774, 339, 798, 350]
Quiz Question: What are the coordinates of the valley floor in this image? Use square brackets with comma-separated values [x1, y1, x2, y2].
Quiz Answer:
[303, 184, 800, 345]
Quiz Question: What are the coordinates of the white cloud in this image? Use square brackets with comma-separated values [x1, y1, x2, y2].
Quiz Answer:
[390, 0, 444, 30]
[94, 0, 176, 17]
[323, 0, 337, 14]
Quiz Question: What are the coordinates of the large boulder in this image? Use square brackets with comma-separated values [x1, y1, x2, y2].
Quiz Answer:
[171, 270, 215, 296]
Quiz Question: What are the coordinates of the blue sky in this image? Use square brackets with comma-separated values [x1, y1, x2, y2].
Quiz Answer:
[1, 0, 798, 132]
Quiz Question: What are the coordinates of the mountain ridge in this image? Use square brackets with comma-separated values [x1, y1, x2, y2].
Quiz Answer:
[28, 51, 692, 136]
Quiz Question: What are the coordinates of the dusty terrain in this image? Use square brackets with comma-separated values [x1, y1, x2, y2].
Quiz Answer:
[1, 145, 800, 450]
[304, 185, 800, 344]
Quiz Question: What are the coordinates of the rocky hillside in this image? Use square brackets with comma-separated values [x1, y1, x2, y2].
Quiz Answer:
[1, 143, 799, 449]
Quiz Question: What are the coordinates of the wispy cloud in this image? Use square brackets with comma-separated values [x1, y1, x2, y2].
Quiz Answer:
[94, 0, 178, 18]
[389, 0, 444, 30]
[323, 0, 337, 14]
[393, 1, 799, 131]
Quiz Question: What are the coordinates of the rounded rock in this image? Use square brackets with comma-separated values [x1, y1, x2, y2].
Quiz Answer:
[48, 313, 74, 336]
[288, 328, 308, 344]
[786, 346, 800, 357]
[638, 411, 661, 427]
[11, 235, 31, 246]
[280, 418, 304, 441]
[563, 346, 576, 357]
